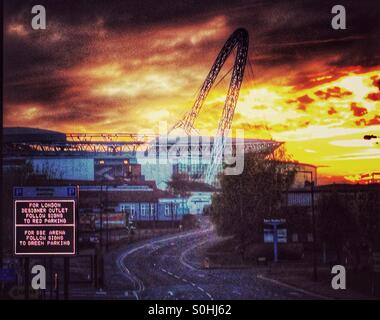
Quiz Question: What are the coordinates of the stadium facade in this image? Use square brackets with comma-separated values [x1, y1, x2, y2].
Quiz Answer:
[3, 127, 288, 188]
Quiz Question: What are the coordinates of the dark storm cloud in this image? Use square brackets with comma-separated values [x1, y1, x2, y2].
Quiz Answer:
[3, 0, 380, 116]
[4, 0, 248, 31]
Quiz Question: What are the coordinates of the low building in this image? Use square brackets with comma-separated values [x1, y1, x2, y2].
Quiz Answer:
[284, 183, 380, 245]
[78, 182, 188, 231]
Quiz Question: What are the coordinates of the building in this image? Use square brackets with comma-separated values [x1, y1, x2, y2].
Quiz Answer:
[78, 182, 187, 230]
[284, 183, 380, 245]
[3, 127, 282, 189]
[138, 135, 282, 189]
[358, 172, 380, 184]
[3, 127, 319, 226]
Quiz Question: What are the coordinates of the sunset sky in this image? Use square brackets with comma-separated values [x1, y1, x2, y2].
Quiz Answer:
[3, 0, 380, 184]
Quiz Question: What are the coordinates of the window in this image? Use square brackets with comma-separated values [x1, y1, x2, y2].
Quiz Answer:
[164, 204, 171, 217]
[141, 203, 149, 217]
[121, 204, 136, 219]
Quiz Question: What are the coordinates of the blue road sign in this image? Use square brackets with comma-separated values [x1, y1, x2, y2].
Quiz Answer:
[14, 187, 23, 197]
[13, 186, 78, 198]
[264, 218, 286, 263]
[67, 187, 76, 197]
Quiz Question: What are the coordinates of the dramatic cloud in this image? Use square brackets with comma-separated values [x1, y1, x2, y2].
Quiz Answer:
[367, 92, 380, 101]
[350, 103, 368, 117]
[3, 0, 380, 182]
[367, 115, 380, 126]
[314, 86, 353, 100]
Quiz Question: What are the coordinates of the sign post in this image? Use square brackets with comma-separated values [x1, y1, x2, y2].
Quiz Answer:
[264, 219, 286, 263]
[24, 258, 30, 300]
[13, 186, 78, 300]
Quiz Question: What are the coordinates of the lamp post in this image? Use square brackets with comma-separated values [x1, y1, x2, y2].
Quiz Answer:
[105, 184, 109, 252]
[98, 182, 104, 290]
[363, 135, 379, 145]
[297, 169, 318, 281]
[363, 135, 378, 140]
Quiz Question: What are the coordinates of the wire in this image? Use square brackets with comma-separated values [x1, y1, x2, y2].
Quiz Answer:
[213, 66, 234, 89]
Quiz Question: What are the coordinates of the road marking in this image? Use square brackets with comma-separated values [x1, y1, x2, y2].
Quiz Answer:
[117, 227, 213, 301]
[205, 292, 213, 300]
[116, 254, 144, 300]
[158, 267, 214, 300]
[179, 239, 210, 271]
[95, 290, 107, 295]
[257, 274, 330, 300]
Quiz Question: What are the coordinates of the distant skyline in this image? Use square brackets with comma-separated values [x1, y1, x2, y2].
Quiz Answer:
[3, 0, 380, 183]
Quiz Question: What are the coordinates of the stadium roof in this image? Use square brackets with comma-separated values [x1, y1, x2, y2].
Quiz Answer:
[3, 127, 66, 143]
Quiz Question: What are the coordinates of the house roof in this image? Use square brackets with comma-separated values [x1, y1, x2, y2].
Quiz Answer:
[79, 191, 159, 203]
[289, 183, 380, 193]
[79, 186, 177, 205]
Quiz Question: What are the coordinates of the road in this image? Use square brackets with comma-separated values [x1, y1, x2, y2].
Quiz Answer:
[106, 224, 322, 300]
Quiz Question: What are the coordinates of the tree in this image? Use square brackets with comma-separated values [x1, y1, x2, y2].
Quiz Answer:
[317, 190, 359, 264]
[356, 188, 380, 251]
[166, 172, 192, 217]
[210, 147, 296, 252]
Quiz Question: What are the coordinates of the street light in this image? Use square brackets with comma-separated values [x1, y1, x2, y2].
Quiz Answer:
[105, 184, 109, 252]
[297, 169, 318, 282]
[363, 135, 379, 144]
[97, 181, 107, 291]
[363, 135, 378, 140]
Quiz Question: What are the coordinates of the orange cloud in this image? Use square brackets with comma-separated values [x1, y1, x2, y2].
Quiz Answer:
[350, 103, 368, 117]
[367, 115, 380, 126]
[367, 92, 380, 101]
[4, 5, 380, 185]
[314, 86, 352, 100]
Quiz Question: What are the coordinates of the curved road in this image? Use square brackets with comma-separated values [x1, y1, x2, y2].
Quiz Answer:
[110, 225, 321, 300]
